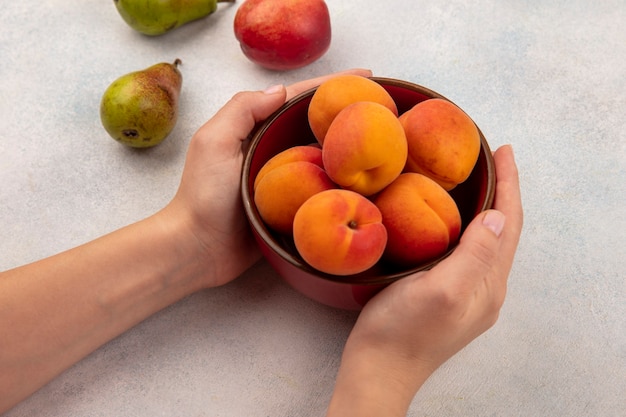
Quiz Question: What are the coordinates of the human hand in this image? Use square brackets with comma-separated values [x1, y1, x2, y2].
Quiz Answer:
[327, 145, 523, 416]
[162, 69, 373, 288]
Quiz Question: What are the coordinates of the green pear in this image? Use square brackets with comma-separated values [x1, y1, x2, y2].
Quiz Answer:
[100, 60, 183, 148]
[114, 0, 236, 36]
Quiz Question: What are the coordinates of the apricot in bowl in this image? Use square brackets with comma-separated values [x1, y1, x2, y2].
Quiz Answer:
[241, 77, 495, 310]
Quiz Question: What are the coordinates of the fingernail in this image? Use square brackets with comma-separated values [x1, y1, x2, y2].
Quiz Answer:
[263, 84, 283, 94]
[482, 210, 505, 237]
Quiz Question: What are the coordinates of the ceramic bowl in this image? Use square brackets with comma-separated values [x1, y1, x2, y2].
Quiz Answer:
[241, 77, 495, 310]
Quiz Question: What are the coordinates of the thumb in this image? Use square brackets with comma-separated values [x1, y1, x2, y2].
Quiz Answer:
[193, 85, 287, 152]
[434, 209, 506, 286]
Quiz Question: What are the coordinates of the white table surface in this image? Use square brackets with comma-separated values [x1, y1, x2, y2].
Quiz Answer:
[1, 1, 625, 416]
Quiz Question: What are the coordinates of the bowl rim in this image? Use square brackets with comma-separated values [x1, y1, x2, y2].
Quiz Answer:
[241, 77, 495, 286]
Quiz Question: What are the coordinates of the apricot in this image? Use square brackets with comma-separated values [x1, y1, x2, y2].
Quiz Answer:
[254, 145, 323, 190]
[322, 101, 408, 196]
[308, 74, 398, 144]
[254, 161, 336, 235]
[400, 98, 480, 190]
[293, 189, 388, 276]
[373, 173, 461, 267]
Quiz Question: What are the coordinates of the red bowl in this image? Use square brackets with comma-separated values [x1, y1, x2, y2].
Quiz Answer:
[241, 77, 495, 310]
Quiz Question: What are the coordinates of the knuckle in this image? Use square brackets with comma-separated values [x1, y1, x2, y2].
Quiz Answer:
[467, 235, 498, 272]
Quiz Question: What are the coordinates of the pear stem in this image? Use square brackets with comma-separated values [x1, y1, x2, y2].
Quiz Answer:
[173, 58, 182, 67]
[217, 0, 237, 3]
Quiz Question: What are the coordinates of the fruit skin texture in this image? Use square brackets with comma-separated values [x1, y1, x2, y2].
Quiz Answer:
[254, 145, 323, 190]
[308, 74, 398, 144]
[400, 98, 481, 190]
[114, 0, 234, 36]
[254, 161, 336, 235]
[233, 0, 331, 70]
[373, 173, 462, 267]
[293, 189, 388, 276]
[322, 101, 408, 196]
[100, 60, 182, 148]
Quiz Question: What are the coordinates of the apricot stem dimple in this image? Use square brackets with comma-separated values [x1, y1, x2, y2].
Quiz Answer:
[347, 220, 358, 229]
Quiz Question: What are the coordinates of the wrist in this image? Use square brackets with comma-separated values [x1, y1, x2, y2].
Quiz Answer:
[149, 204, 214, 292]
[327, 341, 434, 417]
[156, 199, 261, 289]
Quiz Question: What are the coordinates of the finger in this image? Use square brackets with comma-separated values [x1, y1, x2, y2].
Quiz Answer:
[429, 146, 521, 297]
[285, 68, 373, 100]
[430, 145, 523, 310]
[493, 145, 522, 219]
[194, 68, 373, 146]
[492, 145, 524, 274]
[190, 69, 374, 157]
[433, 209, 505, 290]
[192, 86, 288, 154]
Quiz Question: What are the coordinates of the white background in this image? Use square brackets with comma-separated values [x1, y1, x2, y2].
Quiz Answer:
[1, 1, 624, 415]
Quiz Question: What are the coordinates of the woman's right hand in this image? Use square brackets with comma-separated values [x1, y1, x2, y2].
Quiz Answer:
[327, 145, 524, 417]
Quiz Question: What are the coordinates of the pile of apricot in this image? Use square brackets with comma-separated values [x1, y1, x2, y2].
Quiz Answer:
[253, 75, 481, 276]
